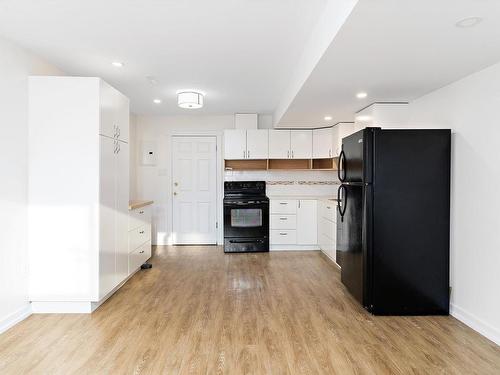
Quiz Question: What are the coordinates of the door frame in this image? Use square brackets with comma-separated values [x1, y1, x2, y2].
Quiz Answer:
[168, 132, 223, 245]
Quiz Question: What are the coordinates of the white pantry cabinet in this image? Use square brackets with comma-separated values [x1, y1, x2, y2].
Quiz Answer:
[224, 129, 268, 159]
[268, 130, 312, 159]
[28, 76, 130, 313]
[313, 127, 333, 158]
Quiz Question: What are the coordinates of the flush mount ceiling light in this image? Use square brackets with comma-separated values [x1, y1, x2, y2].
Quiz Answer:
[455, 17, 483, 28]
[356, 92, 368, 99]
[111, 61, 124, 67]
[324, 116, 332, 121]
[177, 90, 204, 109]
[153, 98, 162, 104]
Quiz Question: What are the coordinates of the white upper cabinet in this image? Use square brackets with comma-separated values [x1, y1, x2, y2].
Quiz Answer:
[224, 129, 247, 159]
[290, 130, 312, 159]
[224, 129, 268, 159]
[313, 127, 333, 158]
[268, 130, 291, 159]
[246, 129, 268, 159]
[268, 130, 312, 159]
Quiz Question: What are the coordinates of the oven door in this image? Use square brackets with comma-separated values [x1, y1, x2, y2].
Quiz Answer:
[224, 200, 269, 239]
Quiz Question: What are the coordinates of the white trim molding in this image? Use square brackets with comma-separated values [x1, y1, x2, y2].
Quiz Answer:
[451, 303, 500, 346]
[0, 304, 32, 334]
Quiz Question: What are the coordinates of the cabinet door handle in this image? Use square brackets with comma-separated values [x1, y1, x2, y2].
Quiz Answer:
[279, 232, 288, 236]
[326, 206, 331, 210]
[247, 150, 250, 158]
[291, 150, 294, 158]
[139, 211, 144, 214]
[279, 202, 288, 205]
[243, 150, 246, 159]
[279, 217, 287, 220]
[329, 149, 332, 158]
[287, 150, 290, 158]
[139, 250, 144, 254]
[139, 231, 145, 234]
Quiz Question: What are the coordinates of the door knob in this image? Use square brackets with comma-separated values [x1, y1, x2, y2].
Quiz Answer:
[174, 182, 178, 186]
[173, 192, 177, 196]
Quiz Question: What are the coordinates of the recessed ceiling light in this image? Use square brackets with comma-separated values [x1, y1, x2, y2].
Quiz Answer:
[111, 61, 124, 67]
[153, 99, 162, 104]
[146, 76, 158, 85]
[324, 116, 332, 121]
[356, 92, 367, 99]
[455, 17, 483, 28]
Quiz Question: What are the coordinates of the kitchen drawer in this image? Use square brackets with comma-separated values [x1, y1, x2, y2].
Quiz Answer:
[321, 201, 336, 223]
[271, 229, 297, 245]
[129, 206, 152, 231]
[270, 214, 297, 229]
[129, 225, 151, 252]
[270, 200, 297, 215]
[129, 241, 151, 273]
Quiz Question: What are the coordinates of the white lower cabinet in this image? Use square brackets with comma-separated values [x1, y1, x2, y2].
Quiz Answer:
[270, 199, 317, 249]
[128, 205, 152, 274]
[297, 200, 317, 245]
[318, 199, 337, 264]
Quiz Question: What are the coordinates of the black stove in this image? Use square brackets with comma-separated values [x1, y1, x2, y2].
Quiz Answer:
[223, 181, 269, 253]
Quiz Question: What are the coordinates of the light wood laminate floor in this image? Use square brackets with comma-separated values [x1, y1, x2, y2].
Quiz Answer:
[0, 246, 499, 374]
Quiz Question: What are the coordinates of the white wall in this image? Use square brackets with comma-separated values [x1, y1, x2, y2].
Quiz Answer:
[133, 114, 337, 245]
[402, 62, 500, 345]
[133, 115, 234, 245]
[0, 37, 63, 332]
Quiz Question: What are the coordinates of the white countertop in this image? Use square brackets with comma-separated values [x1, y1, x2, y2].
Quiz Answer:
[267, 195, 338, 202]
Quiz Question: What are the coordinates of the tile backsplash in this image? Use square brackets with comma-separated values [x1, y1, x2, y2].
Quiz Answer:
[224, 170, 340, 197]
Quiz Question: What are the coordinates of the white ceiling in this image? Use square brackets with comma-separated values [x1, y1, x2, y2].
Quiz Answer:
[277, 0, 500, 127]
[0, 0, 327, 115]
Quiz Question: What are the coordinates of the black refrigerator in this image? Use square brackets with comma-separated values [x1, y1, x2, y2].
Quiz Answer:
[336, 128, 451, 315]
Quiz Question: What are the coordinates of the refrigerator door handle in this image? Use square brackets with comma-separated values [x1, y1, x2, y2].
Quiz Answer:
[337, 184, 347, 222]
[338, 149, 346, 182]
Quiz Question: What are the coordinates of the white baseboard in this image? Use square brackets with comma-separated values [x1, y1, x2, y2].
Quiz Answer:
[270, 245, 320, 251]
[450, 303, 500, 346]
[0, 304, 32, 334]
[31, 301, 93, 313]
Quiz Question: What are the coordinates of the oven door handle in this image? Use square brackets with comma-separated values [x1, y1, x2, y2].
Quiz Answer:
[225, 202, 268, 207]
[228, 239, 265, 244]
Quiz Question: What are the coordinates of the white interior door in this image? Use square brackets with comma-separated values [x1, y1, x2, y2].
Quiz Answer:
[172, 136, 217, 244]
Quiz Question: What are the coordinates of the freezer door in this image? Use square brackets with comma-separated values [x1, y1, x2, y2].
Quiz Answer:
[337, 183, 365, 305]
[339, 128, 375, 183]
